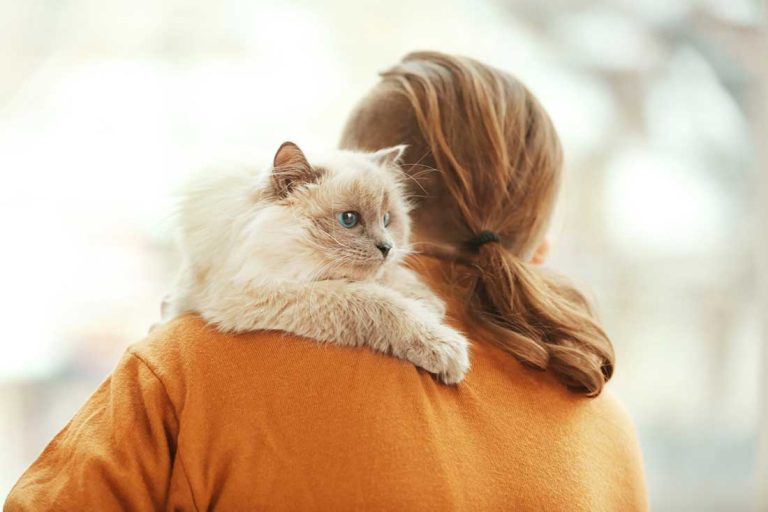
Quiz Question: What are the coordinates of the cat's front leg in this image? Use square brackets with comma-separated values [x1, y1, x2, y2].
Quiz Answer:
[379, 265, 447, 318]
[199, 280, 469, 384]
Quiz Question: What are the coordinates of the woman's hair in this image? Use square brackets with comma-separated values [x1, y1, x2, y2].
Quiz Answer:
[340, 51, 614, 396]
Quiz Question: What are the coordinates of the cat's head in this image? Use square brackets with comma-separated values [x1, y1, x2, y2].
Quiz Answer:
[268, 141, 411, 281]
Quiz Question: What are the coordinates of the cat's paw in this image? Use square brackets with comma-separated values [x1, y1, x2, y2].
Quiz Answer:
[406, 324, 470, 385]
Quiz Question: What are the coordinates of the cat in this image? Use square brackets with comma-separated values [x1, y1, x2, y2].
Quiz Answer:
[162, 141, 470, 384]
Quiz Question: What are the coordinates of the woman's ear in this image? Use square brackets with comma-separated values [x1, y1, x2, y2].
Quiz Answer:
[272, 141, 314, 197]
[530, 237, 551, 265]
[368, 145, 408, 167]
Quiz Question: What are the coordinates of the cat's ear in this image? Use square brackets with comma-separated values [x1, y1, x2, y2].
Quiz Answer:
[368, 145, 407, 167]
[272, 141, 314, 197]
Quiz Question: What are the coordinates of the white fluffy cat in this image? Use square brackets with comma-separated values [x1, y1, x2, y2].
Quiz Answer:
[162, 142, 470, 384]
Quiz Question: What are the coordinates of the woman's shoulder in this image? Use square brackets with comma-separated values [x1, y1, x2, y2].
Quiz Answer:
[126, 313, 430, 406]
[130, 313, 409, 378]
[130, 314, 642, 444]
[125, 314, 646, 510]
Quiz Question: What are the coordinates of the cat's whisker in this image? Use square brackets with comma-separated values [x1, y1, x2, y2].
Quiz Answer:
[325, 232, 350, 250]
[409, 149, 433, 170]
[407, 164, 439, 174]
[398, 168, 438, 198]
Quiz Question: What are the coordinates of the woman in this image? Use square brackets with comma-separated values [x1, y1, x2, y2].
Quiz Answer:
[5, 52, 647, 511]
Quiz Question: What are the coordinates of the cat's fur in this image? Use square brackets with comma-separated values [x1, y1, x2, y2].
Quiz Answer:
[162, 142, 470, 383]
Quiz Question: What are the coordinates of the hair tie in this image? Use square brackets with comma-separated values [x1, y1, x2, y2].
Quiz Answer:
[466, 230, 501, 251]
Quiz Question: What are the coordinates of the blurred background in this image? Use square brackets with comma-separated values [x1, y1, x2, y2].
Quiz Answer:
[0, 0, 765, 509]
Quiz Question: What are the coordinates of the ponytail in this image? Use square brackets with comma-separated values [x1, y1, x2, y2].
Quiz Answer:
[471, 243, 614, 396]
[339, 51, 617, 396]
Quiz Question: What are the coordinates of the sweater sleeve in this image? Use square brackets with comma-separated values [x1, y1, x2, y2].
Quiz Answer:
[4, 351, 182, 512]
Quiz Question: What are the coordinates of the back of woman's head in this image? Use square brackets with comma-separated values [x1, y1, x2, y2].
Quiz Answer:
[340, 51, 614, 396]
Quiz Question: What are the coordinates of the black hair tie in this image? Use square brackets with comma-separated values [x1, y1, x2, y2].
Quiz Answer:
[466, 230, 501, 251]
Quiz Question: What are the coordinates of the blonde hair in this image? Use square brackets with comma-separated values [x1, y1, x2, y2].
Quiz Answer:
[340, 51, 614, 396]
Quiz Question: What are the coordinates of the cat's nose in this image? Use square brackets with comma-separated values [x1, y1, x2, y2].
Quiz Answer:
[376, 242, 392, 258]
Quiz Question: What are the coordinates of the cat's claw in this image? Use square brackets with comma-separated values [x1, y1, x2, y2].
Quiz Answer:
[406, 324, 470, 385]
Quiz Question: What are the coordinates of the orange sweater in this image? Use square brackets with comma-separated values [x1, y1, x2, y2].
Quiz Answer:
[5, 260, 648, 511]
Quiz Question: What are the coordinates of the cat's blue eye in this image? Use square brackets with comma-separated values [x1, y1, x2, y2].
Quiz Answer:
[337, 211, 359, 228]
[383, 212, 391, 227]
